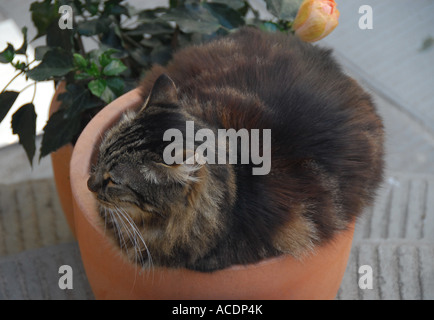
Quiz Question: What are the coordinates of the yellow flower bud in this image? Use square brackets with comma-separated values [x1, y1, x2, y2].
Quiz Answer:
[292, 0, 340, 42]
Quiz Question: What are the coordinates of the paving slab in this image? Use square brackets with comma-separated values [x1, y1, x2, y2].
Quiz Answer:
[0, 242, 93, 300]
[0, 179, 74, 257]
[354, 172, 434, 242]
[338, 241, 434, 300]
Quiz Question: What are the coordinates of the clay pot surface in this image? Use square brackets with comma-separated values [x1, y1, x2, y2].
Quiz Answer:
[70, 88, 355, 300]
[49, 82, 76, 237]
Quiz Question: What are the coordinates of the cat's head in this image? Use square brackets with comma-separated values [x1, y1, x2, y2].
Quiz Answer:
[87, 74, 235, 258]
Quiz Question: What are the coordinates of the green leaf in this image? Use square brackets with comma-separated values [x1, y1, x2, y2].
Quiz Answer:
[40, 109, 81, 159]
[210, 0, 245, 10]
[46, 21, 74, 51]
[84, 0, 100, 16]
[139, 37, 162, 48]
[13, 61, 26, 71]
[100, 86, 116, 104]
[26, 48, 74, 81]
[106, 77, 125, 96]
[16, 27, 28, 55]
[260, 21, 279, 32]
[30, 0, 60, 38]
[264, 0, 303, 20]
[88, 79, 107, 98]
[77, 18, 110, 36]
[162, 4, 221, 35]
[40, 83, 102, 158]
[99, 54, 112, 69]
[204, 3, 245, 30]
[34, 46, 50, 61]
[86, 61, 101, 77]
[11, 103, 37, 164]
[58, 83, 102, 118]
[98, 49, 121, 68]
[150, 46, 173, 65]
[103, 0, 129, 17]
[0, 91, 20, 123]
[73, 53, 89, 69]
[0, 43, 15, 63]
[103, 59, 127, 76]
[125, 22, 173, 36]
[74, 72, 92, 81]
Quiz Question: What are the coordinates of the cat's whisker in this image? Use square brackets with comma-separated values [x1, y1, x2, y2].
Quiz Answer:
[116, 206, 154, 271]
[103, 206, 108, 234]
[112, 206, 141, 287]
[109, 208, 129, 254]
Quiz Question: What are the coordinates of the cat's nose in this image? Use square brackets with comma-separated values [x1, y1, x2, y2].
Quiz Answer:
[87, 174, 101, 193]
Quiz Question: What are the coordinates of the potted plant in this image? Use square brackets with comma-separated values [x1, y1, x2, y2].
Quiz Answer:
[1, 0, 347, 299]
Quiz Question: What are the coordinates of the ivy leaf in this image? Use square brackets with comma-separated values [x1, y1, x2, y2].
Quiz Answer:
[103, 59, 127, 76]
[88, 79, 107, 98]
[264, 0, 303, 20]
[162, 4, 221, 35]
[11, 103, 37, 165]
[0, 91, 20, 123]
[27, 48, 74, 81]
[0, 43, 15, 63]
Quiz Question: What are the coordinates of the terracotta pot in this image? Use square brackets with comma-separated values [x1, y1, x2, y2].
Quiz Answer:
[49, 82, 76, 237]
[70, 88, 355, 300]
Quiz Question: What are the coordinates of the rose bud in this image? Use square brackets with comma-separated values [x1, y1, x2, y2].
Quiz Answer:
[292, 0, 340, 42]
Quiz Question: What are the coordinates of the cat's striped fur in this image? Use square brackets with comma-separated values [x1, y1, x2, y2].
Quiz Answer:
[87, 27, 384, 272]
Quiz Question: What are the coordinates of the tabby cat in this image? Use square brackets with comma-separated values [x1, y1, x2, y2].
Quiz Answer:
[87, 27, 384, 272]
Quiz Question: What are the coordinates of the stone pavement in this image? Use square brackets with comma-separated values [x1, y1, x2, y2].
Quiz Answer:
[337, 173, 434, 300]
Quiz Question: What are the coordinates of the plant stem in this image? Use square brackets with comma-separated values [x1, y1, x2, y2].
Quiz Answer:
[1, 70, 24, 94]
[31, 81, 37, 103]
[19, 81, 37, 97]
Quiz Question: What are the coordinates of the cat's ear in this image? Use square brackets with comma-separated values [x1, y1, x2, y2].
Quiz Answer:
[141, 74, 178, 112]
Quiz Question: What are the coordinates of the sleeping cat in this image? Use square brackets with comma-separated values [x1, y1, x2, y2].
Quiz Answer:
[87, 27, 384, 272]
